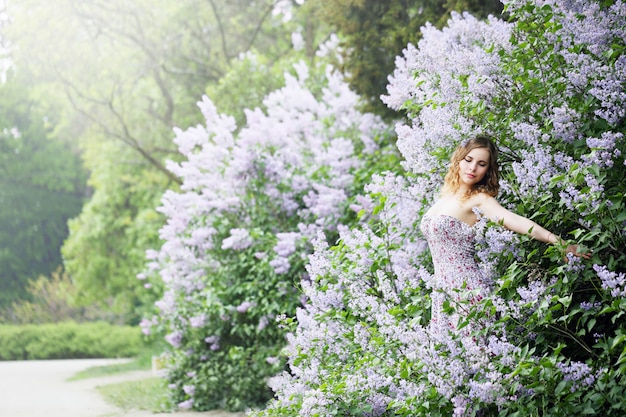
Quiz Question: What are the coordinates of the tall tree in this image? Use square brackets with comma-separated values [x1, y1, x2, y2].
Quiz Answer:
[0, 73, 87, 307]
[2, 0, 311, 319]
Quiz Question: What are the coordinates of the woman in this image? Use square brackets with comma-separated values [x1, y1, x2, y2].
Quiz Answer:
[420, 136, 589, 332]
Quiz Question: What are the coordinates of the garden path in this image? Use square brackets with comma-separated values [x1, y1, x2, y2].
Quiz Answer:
[0, 358, 245, 417]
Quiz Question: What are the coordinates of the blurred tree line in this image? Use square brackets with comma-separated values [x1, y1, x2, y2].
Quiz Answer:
[0, 74, 86, 307]
[0, 0, 501, 323]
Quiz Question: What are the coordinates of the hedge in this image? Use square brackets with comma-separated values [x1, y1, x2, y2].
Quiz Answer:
[0, 321, 143, 360]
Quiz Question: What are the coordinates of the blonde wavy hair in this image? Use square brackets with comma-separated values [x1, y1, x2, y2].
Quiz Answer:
[442, 136, 500, 199]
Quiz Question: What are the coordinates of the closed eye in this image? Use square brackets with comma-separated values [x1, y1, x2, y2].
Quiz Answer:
[465, 157, 487, 167]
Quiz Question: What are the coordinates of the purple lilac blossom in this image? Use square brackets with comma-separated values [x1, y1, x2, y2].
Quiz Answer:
[235, 301, 256, 313]
[165, 331, 183, 348]
[221, 228, 253, 250]
[178, 399, 194, 409]
[148, 0, 626, 413]
[269, 257, 291, 274]
[188, 315, 206, 328]
[593, 264, 626, 297]
[258, 315, 270, 331]
[557, 361, 596, 392]
[273, 232, 300, 257]
[580, 301, 602, 310]
[204, 335, 219, 345]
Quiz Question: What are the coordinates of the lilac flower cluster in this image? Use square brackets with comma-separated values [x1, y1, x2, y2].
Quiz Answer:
[593, 264, 626, 297]
[579, 301, 602, 311]
[508, 0, 626, 121]
[150, 61, 385, 309]
[556, 361, 596, 392]
[221, 228, 253, 251]
[473, 212, 520, 281]
[261, 228, 428, 415]
[381, 12, 513, 177]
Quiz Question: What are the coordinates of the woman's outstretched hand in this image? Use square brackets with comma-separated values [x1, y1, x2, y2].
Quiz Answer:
[565, 243, 592, 261]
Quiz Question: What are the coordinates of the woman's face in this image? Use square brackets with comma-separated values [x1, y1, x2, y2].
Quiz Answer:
[458, 147, 490, 187]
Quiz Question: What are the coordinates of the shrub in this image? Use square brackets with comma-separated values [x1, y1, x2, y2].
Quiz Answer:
[0, 269, 114, 324]
[0, 322, 143, 360]
[142, 54, 398, 411]
[256, 1, 626, 416]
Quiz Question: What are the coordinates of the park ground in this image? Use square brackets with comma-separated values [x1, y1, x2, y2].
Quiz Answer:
[0, 358, 245, 417]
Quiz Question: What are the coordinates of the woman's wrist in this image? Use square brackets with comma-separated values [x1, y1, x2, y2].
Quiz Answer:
[548, 232, 565, 245]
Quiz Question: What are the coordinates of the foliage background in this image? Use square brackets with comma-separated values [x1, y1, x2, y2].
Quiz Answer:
[0, 73, 86, 307]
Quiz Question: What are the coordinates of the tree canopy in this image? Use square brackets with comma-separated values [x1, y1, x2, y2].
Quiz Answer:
[2, 0, 311, 318]
[0, 73, 86, 307]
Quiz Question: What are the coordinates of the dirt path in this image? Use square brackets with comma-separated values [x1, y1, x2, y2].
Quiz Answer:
[0, 359, 246, 417]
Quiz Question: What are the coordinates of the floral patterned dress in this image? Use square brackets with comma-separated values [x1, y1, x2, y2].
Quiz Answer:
[420, 214, 487, 335]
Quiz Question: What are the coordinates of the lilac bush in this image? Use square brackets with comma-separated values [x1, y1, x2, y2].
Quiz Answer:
[142, 59, 394, 410]
[256, 1, 626, 415]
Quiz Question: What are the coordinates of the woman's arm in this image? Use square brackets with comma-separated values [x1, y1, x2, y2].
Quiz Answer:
[478, 196, 590, 259]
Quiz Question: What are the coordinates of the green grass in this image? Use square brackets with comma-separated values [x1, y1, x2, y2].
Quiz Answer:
[68, 342, 161, 381]
[69, 342, 174, 412]
[97, 377, 173, 412]
[68, 358, 145, 380]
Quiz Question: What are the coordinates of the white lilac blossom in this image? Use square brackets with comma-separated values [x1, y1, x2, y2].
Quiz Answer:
[291, 30, 304, 51]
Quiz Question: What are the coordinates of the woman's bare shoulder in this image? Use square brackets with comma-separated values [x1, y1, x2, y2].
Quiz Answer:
[468, 192, 501, 212]
[469, 191, 494, 205]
